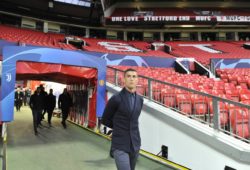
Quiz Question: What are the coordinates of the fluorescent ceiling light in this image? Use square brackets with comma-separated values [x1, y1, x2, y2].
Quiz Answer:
[54, 0, 91, 7]
[180, 25, 195, 28]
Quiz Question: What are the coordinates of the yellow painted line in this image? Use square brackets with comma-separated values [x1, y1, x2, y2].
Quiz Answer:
[3, 134, 7, 142]
[68, 120, 190, 170]
[140, 149, 190, 170]
[68, 120, 111, 141]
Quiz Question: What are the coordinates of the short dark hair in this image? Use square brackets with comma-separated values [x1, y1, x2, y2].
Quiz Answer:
[124, 68, 137, 76]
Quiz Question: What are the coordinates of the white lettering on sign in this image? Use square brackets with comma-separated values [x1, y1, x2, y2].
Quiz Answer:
[179, 16, 190, 21]
[178, 44, 222, 53]
[123, 16, 138, 22]
[111, 17, 123, 22]
[98, 42, 142, 52]
[144, 16, 178, 21]
[217, 16, 250, 22]
[195, 16, 211, 21]
[109, 15, 250, 22]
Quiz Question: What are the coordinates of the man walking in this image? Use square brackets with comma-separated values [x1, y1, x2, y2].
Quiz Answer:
[15, 87, 24, 111]
[58, 88, 73, 129]
[46, 89, 56, 127]
[29, 87, 44, 135]
[102, 68, 144, 170]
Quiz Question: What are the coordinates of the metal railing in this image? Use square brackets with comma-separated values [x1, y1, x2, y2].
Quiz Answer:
[107, 67, 250, 143]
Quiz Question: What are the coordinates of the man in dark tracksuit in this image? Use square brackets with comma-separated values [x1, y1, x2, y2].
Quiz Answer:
[58, 88, 73, 129]
[46, 89, 56, 126]
[102, 68, 144, 170]
[29, 87, 44, 135]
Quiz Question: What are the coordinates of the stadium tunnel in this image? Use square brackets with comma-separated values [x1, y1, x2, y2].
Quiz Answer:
[0, 46, 107, 123]
[15, 61, 98, 127]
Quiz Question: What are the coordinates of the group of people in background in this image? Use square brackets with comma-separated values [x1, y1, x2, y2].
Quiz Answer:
[15, 85, 72, 135]
[14, 87, 31, 111]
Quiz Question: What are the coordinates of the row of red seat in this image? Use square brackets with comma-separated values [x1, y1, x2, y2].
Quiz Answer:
[217, 68, 250, 88]
[167, 41, 250, 65]
[0, 25, 76, 50]
[82, 38, 173, 58]
[82, 39, 250, 65]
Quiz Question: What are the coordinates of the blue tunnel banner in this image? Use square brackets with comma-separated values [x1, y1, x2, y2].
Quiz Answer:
[211, 58, 250, 70]
[0, 46, 106, 122]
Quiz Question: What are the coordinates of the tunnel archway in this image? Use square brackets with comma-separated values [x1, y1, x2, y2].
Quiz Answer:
[1, 46, 106, 123]
[16, 61, 98, 127]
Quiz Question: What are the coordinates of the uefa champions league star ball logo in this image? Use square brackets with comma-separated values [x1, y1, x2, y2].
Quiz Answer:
[101, 53, 149, 67]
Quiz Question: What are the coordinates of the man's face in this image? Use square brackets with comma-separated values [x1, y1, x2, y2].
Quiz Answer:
[37, 87, 41, 93]
[124, 71, 138, 90]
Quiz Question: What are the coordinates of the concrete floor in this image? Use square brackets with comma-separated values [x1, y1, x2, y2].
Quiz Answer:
[7, 106, 173, 170]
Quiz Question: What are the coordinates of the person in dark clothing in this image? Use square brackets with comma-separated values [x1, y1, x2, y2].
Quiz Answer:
[29, 87, 45, 135]
[58, 88, 73, 129]
[23, 88, 31, 106]
[40, 85, 48, 120]
[46, 89, 56, 127]
[26, 88, 32, 105]
[15, 88, 24, 111]
[102, 68, 144, 170]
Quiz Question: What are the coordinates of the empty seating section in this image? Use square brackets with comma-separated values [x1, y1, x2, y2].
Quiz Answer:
[166, 41, 250, 65]
[0, 25, 76, 50]
[217, 68, 250, 88]
[82, 38, 173, 58]
[108, 66, 250, 139]
[2, 25, 250, 64]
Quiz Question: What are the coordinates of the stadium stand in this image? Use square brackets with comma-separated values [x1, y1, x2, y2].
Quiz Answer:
[166, 41, 250, 65]
[81, 38, 173, 57]
[0, 25, 76, 50]
[2, 24, 250, 66]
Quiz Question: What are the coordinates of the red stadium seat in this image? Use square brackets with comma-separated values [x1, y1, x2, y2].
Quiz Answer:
[235, 124, 249, 139]
[240, 94, 250, 101]
[229, 108, 249, 129]
[191, 94, 208, 115]
[176, 94, 192, 115]
[162, 90, 176, 107]
[209, 101, 229, 126]
[225, 89, 239, 102]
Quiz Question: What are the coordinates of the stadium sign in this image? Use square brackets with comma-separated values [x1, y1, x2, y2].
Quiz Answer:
[108, 15, 250, 23]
